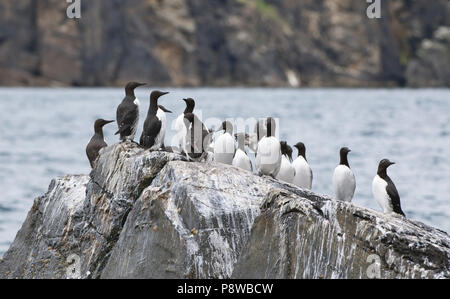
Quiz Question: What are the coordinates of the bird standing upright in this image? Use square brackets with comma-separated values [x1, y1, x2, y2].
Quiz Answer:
[276, 141, 295, 183]
[332, 147, 356, 202]
[183, 112, 212, 161]
[175, 98, 195, 154]
[292, 142, 313, 190]
[140, 90, 170, 150]
[372, 159, 405, 216]
[214, 120, 235, 165]
[115, 82, 146, 142]
[86, 119, 114, 168]
[255, 117, 281, 177]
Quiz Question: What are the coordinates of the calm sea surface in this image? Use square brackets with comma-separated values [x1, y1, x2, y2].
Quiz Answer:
[0, 88, 449, 256]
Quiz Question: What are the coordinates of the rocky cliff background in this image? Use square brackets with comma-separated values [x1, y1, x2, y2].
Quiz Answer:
[0, 0, 449, 87]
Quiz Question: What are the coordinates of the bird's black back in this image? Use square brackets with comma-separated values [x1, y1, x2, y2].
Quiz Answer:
[86, 134, 107, 168]
[140, 114, 161, 149]
[116, 96, 138, 140]
[384, 175, 405, 216]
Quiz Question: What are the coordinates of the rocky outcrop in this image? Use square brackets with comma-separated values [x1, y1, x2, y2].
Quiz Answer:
[0, 0, 448, 87]
[232, 189, 450, 279]
[0, 142, 449, 279]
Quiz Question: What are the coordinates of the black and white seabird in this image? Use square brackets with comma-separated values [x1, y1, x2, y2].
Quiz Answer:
[140, 90, 170, 150]
[183, 112, 212, 161]
[86, 119, 114, 168]
[214, 120, 235, 165]
[372, 159, 405, 216]
[232, 133, 252, 171]
[332, 147, 356, 202]
[115, 82, 146, 142]
[276, 141, 295, 183]
[175, 98, 195, 154]
[292, 142, 313, 190]
[255, 117, 281, 177]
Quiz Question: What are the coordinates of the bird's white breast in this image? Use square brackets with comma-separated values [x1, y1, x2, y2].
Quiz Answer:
[214, 132, 235, 165]
[332, 165, 356, 202]
[133, 98, 140, 107]
[255, 136, 281, 176]
[150, 108, 166, 150]
[372, 175, 392, 213]
[276, 155, 295, 183]
[292, 156, 312, 190]
[232, 148, 252, 171]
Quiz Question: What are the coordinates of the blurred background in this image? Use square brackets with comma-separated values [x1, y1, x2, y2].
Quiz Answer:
[0, 0, 449, 256]
[0, 0, 449, 87]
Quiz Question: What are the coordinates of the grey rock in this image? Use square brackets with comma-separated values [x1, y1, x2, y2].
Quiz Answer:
[1, 142, 449, 278]
[232, 189, 450, 279]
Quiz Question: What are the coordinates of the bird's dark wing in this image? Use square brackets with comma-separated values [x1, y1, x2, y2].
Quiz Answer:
[86, 136, 107, 168]
[140, 116, 161, 149]
[116, 101, 138, 137]
[386, 177, 405, 216]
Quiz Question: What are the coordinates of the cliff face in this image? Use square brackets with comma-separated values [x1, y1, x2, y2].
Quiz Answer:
[0, 142, 449, 279]
[0, 0, 448, 87]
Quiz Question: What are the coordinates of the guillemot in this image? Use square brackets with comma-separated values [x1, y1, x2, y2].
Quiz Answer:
[232, 133, 252, 171]
[86, 119, 114, 168]
[332, 147, 356, 202]
[174, 98, 195, 154]
[115, 82, 146, 142]
[372, 159, 405, 216]
[183, 112, 212, 161]
[292, 142, 313, 190]
[140, 90, 170, 150]
[214, 120, 235, 165]
[276, 141, 295, 183]
[255, 117, 281, 177]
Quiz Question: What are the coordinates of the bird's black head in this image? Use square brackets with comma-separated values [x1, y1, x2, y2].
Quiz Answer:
[377, 158, 395, 175]
[216, 120, 234, 134]
[266, 117, 276, 137]
[125, 82, 146, 96]
[150, 90, 169, 101]
[280, 141, 293, 162]
[182, 98, 195, 113]
[294, 142, 306, 159]
[339, 147, 351, 167]
[234, 132, 250, 148]
[94, 119, 114, 133]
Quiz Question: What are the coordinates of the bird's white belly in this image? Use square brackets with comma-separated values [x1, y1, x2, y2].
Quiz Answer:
[232, 148, 252, 171]
[150, 109, 166, 150]
[372, 175, 393, 213]
[292, 157, 312, 190]
[255, 137, 281, 176]
[332, 165, 356, 202]
[276, 155, 294, 183]
[214, 133, 235, 165]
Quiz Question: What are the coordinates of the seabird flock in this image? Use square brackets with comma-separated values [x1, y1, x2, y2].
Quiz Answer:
[86, 81, 405, 217]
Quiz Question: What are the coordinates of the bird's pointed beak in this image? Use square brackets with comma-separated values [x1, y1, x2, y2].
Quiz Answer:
[138, 83, 146, 86]
[390, 161, 396, 166]
[105, 120, 114, 124]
